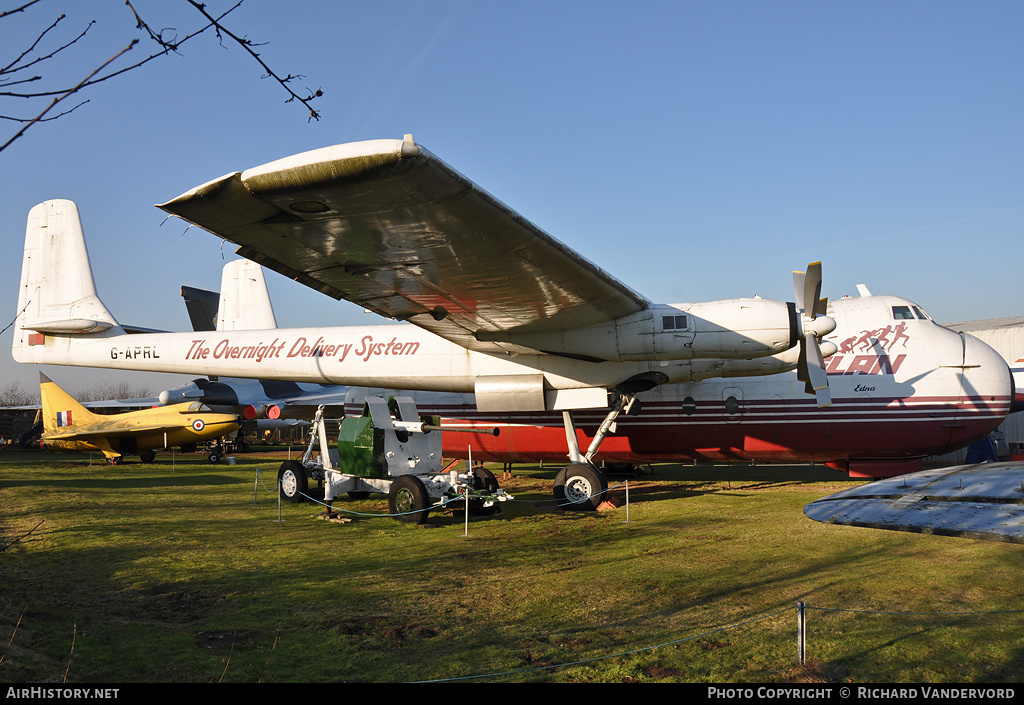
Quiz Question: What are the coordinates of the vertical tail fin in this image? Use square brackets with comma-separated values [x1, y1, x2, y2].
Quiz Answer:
[217, 259, 277, 331]
[39, 373, 100, 435]
[13, 200, 120, 362]
[178, 259, 277, 333]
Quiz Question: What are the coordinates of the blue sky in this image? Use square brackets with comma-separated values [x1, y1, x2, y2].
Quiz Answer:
[2, 0, 1022, 394]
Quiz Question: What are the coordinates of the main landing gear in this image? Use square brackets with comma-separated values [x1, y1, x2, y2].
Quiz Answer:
[554, 390, 638, 511]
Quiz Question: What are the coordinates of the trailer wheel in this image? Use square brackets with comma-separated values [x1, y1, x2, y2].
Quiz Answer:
[469, 466, 501, 515]
[554, 463, 606, 511]
[278, 460, 308, 503]
[389, 475, 430, 524]
[473, 466, 500, 493]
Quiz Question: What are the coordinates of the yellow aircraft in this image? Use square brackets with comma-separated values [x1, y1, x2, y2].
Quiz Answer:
[39, 373, 240, 464]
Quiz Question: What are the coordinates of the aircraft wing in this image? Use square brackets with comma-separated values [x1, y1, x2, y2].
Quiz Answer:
[804, 463, 1024, 544]
[157, 137, 649, 354]
[42, 423, 205, 440]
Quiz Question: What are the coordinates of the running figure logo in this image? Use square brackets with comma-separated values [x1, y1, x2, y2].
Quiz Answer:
[838, 322, 911, 354]
[829, 323, 910, 376]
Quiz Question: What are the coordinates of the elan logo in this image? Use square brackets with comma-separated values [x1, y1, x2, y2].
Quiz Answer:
[827, 325, 911, 377]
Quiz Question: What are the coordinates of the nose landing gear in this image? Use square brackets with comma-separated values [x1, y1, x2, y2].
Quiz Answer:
[555, 390, 637, 510]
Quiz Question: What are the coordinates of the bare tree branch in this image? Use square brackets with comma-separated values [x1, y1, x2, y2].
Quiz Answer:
[184, 0, 322, 121]
[2, 1, 323, 152]
[0, 39, 136, 154]
[0, 0, 44, 21]
[2, 14, 94, 78]
[0, 98, 87, 123]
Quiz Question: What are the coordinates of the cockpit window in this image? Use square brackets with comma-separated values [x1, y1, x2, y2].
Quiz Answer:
[912, 306, 930, 320]
[891, 305, 915, 320]
[662, 314, 689, 331]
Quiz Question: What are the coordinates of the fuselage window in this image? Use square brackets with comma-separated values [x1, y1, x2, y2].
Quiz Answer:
[891, 306, 915, 320]
[662, 314, 688, 331]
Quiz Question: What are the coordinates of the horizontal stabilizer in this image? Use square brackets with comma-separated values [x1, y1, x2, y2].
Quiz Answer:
[22, 318, 113, 334]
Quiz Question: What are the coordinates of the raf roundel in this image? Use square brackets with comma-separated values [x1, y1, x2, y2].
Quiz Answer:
[191, 419, 205, 432]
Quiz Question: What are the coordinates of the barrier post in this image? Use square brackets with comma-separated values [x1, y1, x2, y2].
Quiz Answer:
[797, 601, 806, 664]
[274, 479, 285, 523]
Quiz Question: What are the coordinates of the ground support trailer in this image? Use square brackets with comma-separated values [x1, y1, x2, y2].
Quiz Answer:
[277, 397, 511, 523]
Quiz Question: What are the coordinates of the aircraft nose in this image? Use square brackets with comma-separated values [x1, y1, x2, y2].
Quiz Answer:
[962, 333, 1013, 417]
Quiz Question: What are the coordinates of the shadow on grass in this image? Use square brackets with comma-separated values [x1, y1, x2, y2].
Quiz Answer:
[3, 454, 1020, 682]
[0, 473, 246, 491]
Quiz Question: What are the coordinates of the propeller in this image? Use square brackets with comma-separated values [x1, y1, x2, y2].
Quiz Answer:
[792, 262, 836, 407]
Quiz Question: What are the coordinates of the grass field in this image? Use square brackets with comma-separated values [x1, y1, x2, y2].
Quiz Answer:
[1, 447, 1022, 683]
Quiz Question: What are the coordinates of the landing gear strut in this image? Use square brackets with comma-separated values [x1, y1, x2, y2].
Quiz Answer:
[555, 391, 638, 511]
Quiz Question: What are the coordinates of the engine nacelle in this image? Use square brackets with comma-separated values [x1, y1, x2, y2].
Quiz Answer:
[477, 298, 825, 363]
[158, 379, 240, 407]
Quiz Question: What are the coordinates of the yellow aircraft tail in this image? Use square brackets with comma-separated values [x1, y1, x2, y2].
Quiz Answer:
[39, 373, 102, 435]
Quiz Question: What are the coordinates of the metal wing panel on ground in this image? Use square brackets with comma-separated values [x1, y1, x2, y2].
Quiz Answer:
[804, 463, 1024, 544]
[157, 138, 649, 354]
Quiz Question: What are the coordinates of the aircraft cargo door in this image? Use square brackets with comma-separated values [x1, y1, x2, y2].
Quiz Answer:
[939, 331, 1011, 456]
[939, 332, 970, 455]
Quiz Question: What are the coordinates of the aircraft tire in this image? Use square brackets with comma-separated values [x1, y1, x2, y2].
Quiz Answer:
[554, 463, 606, 511]
[140, 451, 156, 463]
[278, 460, 308, 503]
[604, 461, 643, 476]
[389, 475, 431, 524]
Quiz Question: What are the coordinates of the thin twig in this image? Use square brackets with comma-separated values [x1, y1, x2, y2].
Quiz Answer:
[217, 632, 236, 683]
[258, 632, 280, 683]
[63, 622, 76, 683]
[0, 40, 136, 154]
[0, 609, 26, 666]
[184, 0, 322, 120]
[0, 519, 44, 552]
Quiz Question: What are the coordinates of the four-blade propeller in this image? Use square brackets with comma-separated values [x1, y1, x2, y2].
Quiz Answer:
[793, 262, 837, 407]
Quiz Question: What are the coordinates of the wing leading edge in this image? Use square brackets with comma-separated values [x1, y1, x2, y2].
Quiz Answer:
[157, 136, 649, 355]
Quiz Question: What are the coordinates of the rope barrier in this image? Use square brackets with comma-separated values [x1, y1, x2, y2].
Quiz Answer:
[415, 606, 798, 682]
[416, 599, 1024, 682]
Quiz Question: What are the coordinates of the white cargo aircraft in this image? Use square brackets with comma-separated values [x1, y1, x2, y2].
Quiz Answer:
[12, 137, 1013, 507]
